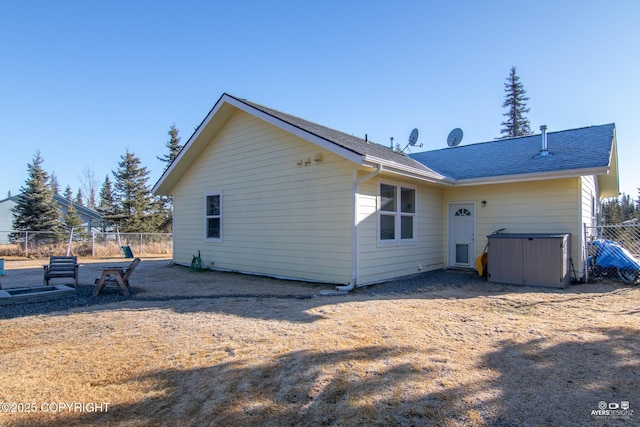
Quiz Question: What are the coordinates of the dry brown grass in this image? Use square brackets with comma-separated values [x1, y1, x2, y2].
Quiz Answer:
[0, 260, 638, 426]
[0, 241, 172, 258]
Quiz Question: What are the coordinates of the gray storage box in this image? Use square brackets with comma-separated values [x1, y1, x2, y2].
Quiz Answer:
[487, 233, 571, 288]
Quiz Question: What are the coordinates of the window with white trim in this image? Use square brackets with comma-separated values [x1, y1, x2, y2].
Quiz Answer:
[379, 183, 416, 243]
[205, 191, 222, 240]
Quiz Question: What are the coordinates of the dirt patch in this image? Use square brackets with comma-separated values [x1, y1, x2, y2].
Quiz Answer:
[0, 257, 638, 426]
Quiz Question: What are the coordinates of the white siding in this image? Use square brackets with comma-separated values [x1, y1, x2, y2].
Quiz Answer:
[356, 174, 445, 285]
[171, 110, 354, 284]
[444, 178, 583, 276]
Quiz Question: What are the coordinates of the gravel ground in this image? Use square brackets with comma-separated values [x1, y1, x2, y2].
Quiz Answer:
[356, 268, 488, 295]
[0, 267, 506, 320]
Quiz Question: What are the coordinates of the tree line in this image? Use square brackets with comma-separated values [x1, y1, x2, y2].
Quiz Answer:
[11, 124, 182, 234]
[601, 194, 639, 225]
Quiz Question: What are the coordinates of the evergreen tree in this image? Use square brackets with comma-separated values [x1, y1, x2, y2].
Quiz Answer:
[75, 189, 84, 206]
[149, 196, 173, 233]
[602, 193, 637, 225]
[50, 172, 60, 195]
[97, 175, 118, 231]
[157, 124, 183, 168]
[63, 185, 73, 202]
[11, 151, 62, 232]
[87, 187, 96, 208]
[113, 149, 153, 232]
[153, 124, 182, 232]
[602, 197, 624, 225]
[7, 190, 11, 198]
[62, 197, 84, 232]
[499, 66, 532, 138]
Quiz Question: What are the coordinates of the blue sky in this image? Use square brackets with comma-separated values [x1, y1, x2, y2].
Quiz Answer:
[2, 1, 639, 200]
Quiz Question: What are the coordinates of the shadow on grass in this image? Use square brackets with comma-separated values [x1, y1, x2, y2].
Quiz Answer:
[9, 327, 639, 426]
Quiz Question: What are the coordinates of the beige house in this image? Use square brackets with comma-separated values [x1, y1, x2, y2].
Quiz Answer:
[152, 93, 619, 288]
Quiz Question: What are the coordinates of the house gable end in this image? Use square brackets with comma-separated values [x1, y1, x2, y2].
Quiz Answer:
[153, 94, 367, 195]
[153, 93, 444, 195]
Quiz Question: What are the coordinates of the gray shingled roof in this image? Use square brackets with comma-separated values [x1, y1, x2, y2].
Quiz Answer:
[409, 124, 615, 180]
[229, 95, 435, 173]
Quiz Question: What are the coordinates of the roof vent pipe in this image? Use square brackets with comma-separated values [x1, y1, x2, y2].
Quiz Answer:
[539, 125, 549, 156]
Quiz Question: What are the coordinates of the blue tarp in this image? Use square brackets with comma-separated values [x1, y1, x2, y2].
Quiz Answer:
[591, 239, 640, 270]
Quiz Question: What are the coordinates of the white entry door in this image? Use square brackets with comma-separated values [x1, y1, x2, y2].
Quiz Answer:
[448, 203, 475, 267]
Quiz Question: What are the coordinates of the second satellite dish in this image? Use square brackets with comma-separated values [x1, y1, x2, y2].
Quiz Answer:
[409, 128, 419, 146]
[447, 128, 463, 147]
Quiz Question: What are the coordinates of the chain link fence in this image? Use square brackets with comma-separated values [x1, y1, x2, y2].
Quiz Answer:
[584, 223, 640, 283]
[0, 230, 172, 258]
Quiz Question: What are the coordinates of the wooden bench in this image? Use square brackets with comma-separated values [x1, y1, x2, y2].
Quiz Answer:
[43, 256, 79, 287]
[93, 257, 141, 297]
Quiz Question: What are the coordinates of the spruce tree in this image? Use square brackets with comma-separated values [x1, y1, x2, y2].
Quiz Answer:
[11, 151, 62, 232]
[97, 175, 118, 231]
[62, 197, 84, 232]
[154, 124, 182, 232]
[87, 187, 96, 209]
[50, 172, 60, 195]
[157, 124, 183, 168]
[63, 185, 73, 202]
[113, 149, 152, 232]
[75, 189, 84, 206]
[499, 66, 532, 138]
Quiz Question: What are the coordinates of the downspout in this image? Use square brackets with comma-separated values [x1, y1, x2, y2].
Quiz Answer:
[335, 164, 383, 292]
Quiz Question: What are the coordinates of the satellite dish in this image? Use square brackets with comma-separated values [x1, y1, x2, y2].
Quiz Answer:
[447, 128, 463, 147]
[408, 128, 419, 146]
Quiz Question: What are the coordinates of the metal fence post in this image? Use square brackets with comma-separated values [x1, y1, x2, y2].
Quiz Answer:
[24, 231, 28, 257]
[583, 223, 589, 283]
[140, 233, 143, 255]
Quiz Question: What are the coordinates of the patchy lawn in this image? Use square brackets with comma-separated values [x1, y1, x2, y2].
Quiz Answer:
[0, 259, 638, 426]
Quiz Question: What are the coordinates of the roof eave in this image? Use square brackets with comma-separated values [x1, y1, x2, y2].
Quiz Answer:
[598, 128, 619, 197]
[363, 155, 454, 184]
[451, 166, 612, 188]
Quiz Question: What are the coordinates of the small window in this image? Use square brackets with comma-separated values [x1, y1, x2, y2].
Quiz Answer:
[456, 244, 469, 264]
[380, 184, 397, 212]
[205, 192, 222, 240]
[379, 183, 416, 244]
[455, 208, 471, 217]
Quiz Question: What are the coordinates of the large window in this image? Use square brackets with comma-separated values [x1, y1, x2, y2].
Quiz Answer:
[205, 191, 222, 240]
[379, 183, 416, 244]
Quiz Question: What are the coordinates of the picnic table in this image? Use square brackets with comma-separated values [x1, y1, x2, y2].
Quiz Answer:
[92, 258, 140, 297]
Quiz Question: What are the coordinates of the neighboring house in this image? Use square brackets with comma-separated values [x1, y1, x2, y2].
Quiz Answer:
[152, 93, 618, 287]
[0, 194, 102, 243]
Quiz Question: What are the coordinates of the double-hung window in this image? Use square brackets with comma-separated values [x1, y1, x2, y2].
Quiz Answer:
[205, 191, 222, 240]
[379, 183, 416, 244]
